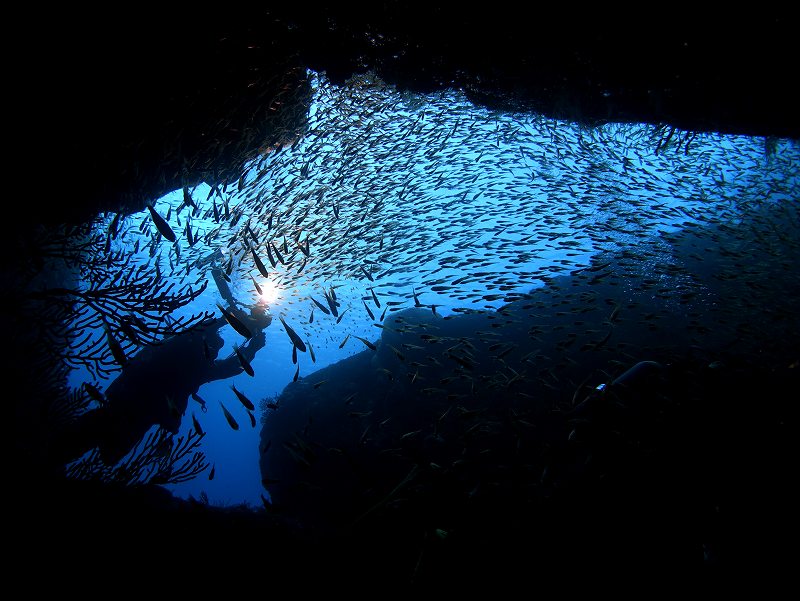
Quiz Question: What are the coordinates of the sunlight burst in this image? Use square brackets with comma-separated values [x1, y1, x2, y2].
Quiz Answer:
[257, 279, 281, 304]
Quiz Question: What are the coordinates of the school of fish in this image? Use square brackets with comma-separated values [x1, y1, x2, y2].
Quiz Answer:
[76, 70, 798, 484]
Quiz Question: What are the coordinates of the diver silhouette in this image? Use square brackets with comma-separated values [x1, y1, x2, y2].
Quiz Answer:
[54, 266, 272, 466]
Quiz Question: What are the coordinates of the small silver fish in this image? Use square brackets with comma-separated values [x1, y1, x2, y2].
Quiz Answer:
[219, 401, 240, 430]
[233, 343, 255, 377]
[279, 316, 307, 352]
[231, 383, 255, 411]
[147, 205, 176, 243]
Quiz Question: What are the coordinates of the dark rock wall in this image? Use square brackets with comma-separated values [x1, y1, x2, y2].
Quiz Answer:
[23, 6, 799, 224]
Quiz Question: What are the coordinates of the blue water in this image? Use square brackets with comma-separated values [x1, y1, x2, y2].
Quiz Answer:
[65, 70, 799, 507]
